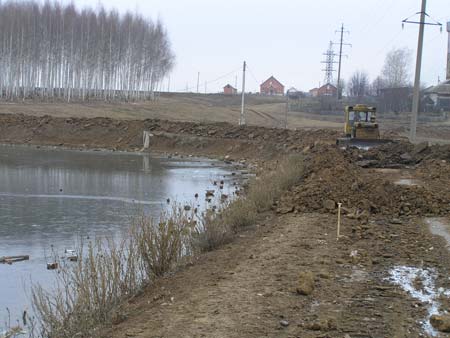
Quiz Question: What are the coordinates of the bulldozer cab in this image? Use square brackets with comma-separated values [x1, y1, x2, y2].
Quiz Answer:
[337, 104, 390, 147]
[352, 111, 374, 123]
[344, 104, 378, 139]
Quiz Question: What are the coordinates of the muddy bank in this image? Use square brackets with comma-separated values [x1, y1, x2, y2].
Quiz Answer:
[275, 142, 450, 217]
[0, 113, 338, 160]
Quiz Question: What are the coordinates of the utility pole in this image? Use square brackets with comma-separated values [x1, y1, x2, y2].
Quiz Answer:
[196, 72, 200, 93]
[285, 95, 289, 129]
[235, 75, 238, 90]
[410, 0, 426, 143]
[402, 0, 442, 142]
[204, 81, 207, 94]
[333, 24, 351, 100]
[239, 61, 246, 126]
[167, 77, 170, 92]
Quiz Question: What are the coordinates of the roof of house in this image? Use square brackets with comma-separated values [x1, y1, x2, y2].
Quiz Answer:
[261, 76, 284, 87]
[425, 80, 450, 95]
[319, 83, 337, 90]
[224, 84, 236, 90]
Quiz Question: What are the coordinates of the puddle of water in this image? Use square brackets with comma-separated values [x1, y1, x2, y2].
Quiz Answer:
[386, 266, 450, 337]
[373, 168, 402, 174]
[373, 168, 422, 187]
[426, 218, 450, 249]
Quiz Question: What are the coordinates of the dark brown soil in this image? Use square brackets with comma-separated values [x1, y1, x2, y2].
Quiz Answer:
[281, 144, 450, 217]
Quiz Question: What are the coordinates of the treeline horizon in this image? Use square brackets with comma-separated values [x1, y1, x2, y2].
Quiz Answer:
[0, 0, 174, 101]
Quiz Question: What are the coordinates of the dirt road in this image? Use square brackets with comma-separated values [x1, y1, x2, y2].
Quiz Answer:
[105, 210, 450, 338]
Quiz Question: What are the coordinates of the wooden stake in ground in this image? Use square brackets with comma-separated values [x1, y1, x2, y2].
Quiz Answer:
[337, 203, 342, 239]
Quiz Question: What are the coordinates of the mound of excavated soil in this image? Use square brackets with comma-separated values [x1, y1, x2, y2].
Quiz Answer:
[0, 113, 339, 160]
[346, 141, 450, 168]
[278, 144, 450, 217]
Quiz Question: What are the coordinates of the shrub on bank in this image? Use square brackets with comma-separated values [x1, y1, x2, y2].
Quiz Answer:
[31, 154, 305, 337]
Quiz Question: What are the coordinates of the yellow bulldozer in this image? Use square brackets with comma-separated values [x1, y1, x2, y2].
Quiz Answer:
[336, 104, 390, 147]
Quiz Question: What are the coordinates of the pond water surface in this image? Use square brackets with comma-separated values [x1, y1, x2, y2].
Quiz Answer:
[0, 145, 235, 331]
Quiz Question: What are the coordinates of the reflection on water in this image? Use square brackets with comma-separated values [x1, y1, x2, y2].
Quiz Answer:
[0, 145, 234, 328]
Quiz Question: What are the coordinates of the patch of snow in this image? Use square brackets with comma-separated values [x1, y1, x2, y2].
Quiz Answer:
[385, 266, 450, 337]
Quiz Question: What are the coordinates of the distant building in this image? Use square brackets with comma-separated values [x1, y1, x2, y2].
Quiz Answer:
[317, 83, 337, 97]
[223, 84, 237, 95]
[260, 76, 284, 96]
[378, 87, 412, 113]
[424, 80, 450, 111]
[287, 87, 305, 99]
[309, 88, 319, 97]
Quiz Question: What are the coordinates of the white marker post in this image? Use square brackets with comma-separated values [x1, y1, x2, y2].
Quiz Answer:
[337, 202, 342, 240]
[143, 131, 151, 149]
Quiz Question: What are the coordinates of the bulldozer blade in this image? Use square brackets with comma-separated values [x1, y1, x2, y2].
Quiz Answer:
[336, 138, 392, 149]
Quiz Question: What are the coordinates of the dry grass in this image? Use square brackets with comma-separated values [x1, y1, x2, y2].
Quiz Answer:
[194, 154, 305, 250]
[32, 238, 141, 338]
[31, 206, 196, 338]
[31, 155, 306, 337]
[193, 205, 236, 252]
[248, 154, 305, 211]
[132, 206, 195, 278]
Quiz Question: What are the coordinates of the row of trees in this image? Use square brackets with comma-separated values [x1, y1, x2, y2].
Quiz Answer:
[0, 1, 174, 101]
[346, 47, 412, 98]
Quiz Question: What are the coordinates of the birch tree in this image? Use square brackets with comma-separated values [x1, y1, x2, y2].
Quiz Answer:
[0, 0, 174, 101]
[381, 48, 412, 88]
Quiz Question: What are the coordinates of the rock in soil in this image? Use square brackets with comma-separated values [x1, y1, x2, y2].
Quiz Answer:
[305, 317, 337, 331]
[279, 319, 289, 327]
[323, 199, 336, 211]
[296, 270, 315, 295]
[430, 314, 450, 332]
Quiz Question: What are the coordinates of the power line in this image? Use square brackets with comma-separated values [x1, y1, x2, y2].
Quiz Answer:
[177, 66, 241, 92]
[373, 28, 406, 57]
[355, 0, 401, 37]
[245, 64, 261, 86]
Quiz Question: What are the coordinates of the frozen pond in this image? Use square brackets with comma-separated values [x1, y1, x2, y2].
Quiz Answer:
[0, 145, 236, 330]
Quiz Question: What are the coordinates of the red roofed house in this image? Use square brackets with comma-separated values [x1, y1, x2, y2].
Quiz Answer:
[317, 83, 337, 97]
[260, 76, 284, 96]
[223, 84, 237, 95]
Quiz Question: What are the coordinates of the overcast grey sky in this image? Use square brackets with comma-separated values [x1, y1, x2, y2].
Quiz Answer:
[69, 0, 448, 93]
